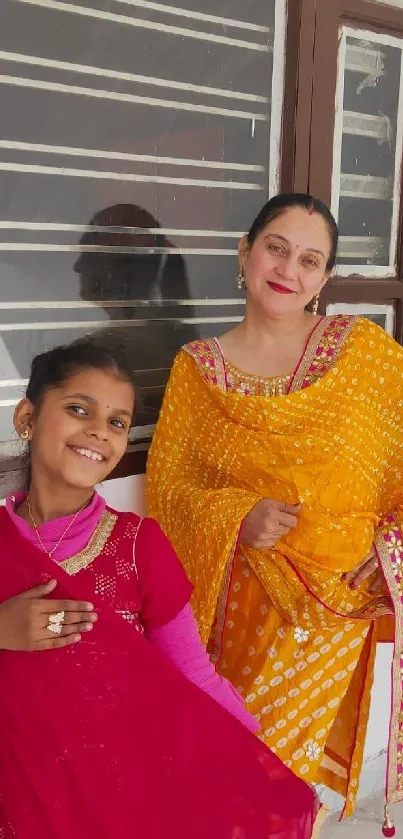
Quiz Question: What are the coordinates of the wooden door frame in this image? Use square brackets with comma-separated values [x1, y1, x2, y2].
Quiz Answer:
[280, 0, 317, 193]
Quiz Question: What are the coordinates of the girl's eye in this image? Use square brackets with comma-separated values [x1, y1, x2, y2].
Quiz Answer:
[110, 418, 128, 430]
[67, 404, 87, 416]
[268, 243, 283, 254]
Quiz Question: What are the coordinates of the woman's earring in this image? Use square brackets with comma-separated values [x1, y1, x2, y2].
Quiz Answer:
[237, 271, 246, 290]
[311, 293, 320, 316]
[20, 429, 29, 440]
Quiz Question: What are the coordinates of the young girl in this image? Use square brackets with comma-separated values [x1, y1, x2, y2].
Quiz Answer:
[0, 339, 323, 839]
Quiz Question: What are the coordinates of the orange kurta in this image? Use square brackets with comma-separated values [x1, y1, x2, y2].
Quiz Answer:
[147, 316, 403, 816]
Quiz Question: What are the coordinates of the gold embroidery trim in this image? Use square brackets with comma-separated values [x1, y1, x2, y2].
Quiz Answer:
[290, 316, 357, 393]
[290, 317, 331, 392]
[183, 338, 227, 391]
[59, 509, 118, 576]
[375, 515, 403, 803]
[224, 359, 292, 396]
[210, 339, 227, 391]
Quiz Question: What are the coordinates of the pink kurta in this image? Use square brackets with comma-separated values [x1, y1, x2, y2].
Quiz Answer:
[5, 492, 257, 732]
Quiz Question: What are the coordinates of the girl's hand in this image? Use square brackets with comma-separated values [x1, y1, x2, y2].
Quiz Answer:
[0, 579, 97, 651]
[343, 546, 386, 594]
[240, 499, 301, 549]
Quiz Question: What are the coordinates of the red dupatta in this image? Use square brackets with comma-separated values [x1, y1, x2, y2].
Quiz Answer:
[0, 507, 322, 839]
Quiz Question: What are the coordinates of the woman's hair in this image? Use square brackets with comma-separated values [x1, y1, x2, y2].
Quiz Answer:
[26, 337, 136, 410]
[246, 193, 338, 271]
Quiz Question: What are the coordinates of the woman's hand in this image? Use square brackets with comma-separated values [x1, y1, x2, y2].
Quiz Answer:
[0, 580, 98, 651]
[343, 546, 386, 594]
[240, 499, 301, 549]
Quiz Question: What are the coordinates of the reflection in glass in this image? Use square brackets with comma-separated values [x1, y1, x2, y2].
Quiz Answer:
[75, 203, 198, 428]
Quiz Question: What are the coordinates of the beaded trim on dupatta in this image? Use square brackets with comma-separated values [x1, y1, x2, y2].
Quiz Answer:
[59, 509, 118, 576]
[184, 315, 357, 395]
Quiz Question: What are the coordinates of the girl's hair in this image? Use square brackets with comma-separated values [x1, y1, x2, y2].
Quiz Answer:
[26, 337, 136, 409]
[246, 193, 338, 271]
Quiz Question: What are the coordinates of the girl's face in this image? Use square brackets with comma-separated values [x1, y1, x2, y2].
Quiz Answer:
[239, 207, 332, 317]
[15, 368, 134, 490]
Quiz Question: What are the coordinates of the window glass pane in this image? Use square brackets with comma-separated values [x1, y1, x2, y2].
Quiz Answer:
[0, 0, 285, 469]
[332, 29, 403, 273]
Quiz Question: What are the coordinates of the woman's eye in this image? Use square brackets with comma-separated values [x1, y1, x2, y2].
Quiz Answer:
[302, 258, 319, 269]
[268, 243, 282, 254]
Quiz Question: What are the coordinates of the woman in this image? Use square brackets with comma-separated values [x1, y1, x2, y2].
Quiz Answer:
[147, 193, 403, 831]
[0, 338, 321, 838]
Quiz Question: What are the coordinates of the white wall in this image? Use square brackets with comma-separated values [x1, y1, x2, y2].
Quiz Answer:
[97, 473, 146, 517]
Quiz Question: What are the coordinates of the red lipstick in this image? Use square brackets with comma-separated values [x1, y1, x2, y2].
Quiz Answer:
[267, 281, 294, 295]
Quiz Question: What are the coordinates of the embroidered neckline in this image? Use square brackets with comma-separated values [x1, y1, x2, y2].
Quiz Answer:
[59, 509, 118, 576]
[184, 315, 357, 395]
[225, 359, 292, 396]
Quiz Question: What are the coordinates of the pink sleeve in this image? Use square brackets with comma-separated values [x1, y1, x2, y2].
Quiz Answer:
[147, 603, 259, 734]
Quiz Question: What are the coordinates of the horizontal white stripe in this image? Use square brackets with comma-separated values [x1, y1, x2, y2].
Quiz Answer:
[0, 221, 245, 236]
[0, 399, 19, 407]
[15, 0, 269, 51]
[0, 366, 174, 387]
[126, 441, 151, 454]
[345, 43, 385, 75]
[0, 50, 268, 104]
[112, 0, 269, 32]
[0, 299, 244, 309]
[338, 235, 386, 243]
[339, 173, 392, 200]
[0, 379, 28, 388]
[0, 243, 238, 254]
[128, 423, 155, 442]
[0, 74, 268, 121]
[0, 316, 243, 331]
[338, 235, 387, 258]
[0, 141, 264, 172]
[343, 110, 391, 140]
[0, 161, 261, 190]
[340, 190, 392, 200]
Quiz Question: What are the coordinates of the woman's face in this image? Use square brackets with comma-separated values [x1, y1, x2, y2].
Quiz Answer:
[239, 207, 332, 317]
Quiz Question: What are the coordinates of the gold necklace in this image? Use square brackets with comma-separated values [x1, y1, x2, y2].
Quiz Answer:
[27, 496, 86, 560]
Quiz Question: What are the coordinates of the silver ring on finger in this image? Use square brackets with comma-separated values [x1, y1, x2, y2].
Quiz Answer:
[47, 610, 65, 635]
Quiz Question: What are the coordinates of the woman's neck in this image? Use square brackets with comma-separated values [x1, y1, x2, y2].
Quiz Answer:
[20, 479, 95, 525]
[218, 307, 321, 378]
[231, 308, 317, 351]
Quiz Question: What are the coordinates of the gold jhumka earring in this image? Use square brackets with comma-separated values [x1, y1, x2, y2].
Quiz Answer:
[311, 293, 320, 316]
